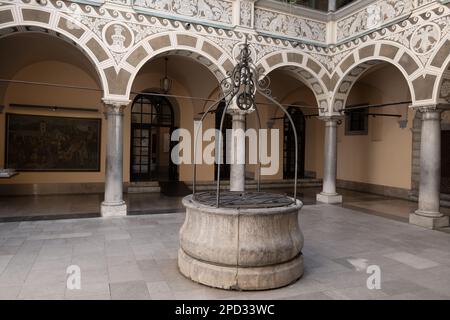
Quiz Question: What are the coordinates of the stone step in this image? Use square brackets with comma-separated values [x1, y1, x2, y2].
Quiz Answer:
[127, 181, 161, 193]
[188, 179, 322, 191]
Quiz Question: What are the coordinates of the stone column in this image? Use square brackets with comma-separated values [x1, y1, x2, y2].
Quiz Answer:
[230, 112, 246, 192]
[328, 0, 337, 12]
[101, 99, 128, 217]
[316, 116, 342, 204]
[410, 107, 449, 229]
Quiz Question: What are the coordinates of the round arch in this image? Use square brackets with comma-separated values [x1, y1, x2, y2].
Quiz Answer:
[256, 50, 330, 114]
[122, 32, 233, 100]
[0, 6, 112, 95]
[331, 42, 419, 111]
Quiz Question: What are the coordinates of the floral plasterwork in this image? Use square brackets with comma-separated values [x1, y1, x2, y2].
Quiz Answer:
[133, 0, 233, 25]
[336, 0, 413, 42]
[254, 8, 326, 43]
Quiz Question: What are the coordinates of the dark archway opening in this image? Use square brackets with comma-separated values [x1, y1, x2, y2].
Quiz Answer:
[283, 107, 305, 179]
[441, 130, 450, 194]
[214, 101, 232, 180]
[130, 94, 177, 182]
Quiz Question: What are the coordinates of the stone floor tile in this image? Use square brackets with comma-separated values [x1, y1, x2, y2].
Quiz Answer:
[108, 262, 143, 284]
[18, 282, 65, 299]
[65, 281, 110, 299]
[110, 280, 150, 300]
[146, 281, 171, 293]
[0, 285, 22, 299]
[384, 252, 440, 269]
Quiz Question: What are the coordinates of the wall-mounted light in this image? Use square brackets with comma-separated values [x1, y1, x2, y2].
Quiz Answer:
[160, 57, 172, 94]
[398, 119, 408, 129]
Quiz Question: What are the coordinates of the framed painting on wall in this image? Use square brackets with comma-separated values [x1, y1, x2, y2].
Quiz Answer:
[5, 113, 101, 171]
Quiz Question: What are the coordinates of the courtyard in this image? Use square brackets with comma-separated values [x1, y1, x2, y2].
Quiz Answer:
[0, 199, 449, 300]
[1, 0, 450, 304]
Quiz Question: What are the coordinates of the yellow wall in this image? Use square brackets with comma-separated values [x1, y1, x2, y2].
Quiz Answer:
[0, 60, 105, 184]
[337, 65, 413, 190]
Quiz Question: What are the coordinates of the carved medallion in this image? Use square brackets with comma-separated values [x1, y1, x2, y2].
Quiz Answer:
[410, 23, 440, 55]
[102, 21, 134, 53]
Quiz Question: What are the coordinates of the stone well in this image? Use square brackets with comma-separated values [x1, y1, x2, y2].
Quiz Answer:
[178, 191, 304, 291]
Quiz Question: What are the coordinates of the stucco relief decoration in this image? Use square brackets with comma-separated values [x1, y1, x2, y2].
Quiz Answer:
[253, 43, 280, 61]
[410, 23, 440, 55]
[63, 4, 109, 36]
[133, 0, 233, 25]
[108, 0, 131, 5]
[240, 1, 252, 27]
[254, 8, 326, 43]
[103, 21, 134, 63]
[441, 80, 450, 98]
[207, 36, 239, 57]
[232, 42, 256, 64]
[336, 0, 412, 41]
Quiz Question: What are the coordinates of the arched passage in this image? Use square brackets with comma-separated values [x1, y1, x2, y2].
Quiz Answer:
[126, 44, 228, 184]
[130, 94, 176, 182]
[0, 31, 108, 192]
[250, 67, 324, 182]
[122, 32, 233, 100]
[257, 50, 329, 114]
[331, 42, 419, 112]
[335, 61, 414, 202]
[284, 107, 306, 179]
[0, 6, 111, 95]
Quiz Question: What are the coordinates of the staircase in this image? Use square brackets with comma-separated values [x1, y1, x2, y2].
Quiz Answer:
[127, 181, 161, 194]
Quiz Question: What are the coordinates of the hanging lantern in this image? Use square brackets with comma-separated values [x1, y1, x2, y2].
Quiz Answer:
[160, 57, 172, 94]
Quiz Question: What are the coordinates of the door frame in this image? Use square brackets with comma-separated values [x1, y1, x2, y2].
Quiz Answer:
[130, 94, 175, 182]
[283, 106, 306, 179]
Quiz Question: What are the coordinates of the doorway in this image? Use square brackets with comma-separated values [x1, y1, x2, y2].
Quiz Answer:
[441, 130, 450, 194]
[283, 107, 306, 179]
[130, 94, 176, 182]
[214, 101, 232, 180]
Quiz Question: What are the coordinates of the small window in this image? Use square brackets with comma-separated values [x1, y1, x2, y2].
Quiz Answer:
[345, 109, 368, 135]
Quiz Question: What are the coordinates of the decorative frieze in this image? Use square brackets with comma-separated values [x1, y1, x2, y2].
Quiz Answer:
[132, 0, 233, 26]
[336, 0, 413, 42]
[239, 0, 253, 28]
[254, 7, 327, 44]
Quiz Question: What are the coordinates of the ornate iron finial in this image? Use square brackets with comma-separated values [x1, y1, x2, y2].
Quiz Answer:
[228, 41, 256, 112]
[192, 41, 300, 206]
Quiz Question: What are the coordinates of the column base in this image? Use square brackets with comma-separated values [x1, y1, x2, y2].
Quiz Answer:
[101, 201, 127, 218]
[409, 212, 449, 229]
[316, 192, 342, 204]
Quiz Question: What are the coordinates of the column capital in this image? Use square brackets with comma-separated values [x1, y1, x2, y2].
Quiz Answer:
[318, 115, 343, 125]
[411, 104, 441, 113]
[102, 98, 130, 117]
